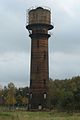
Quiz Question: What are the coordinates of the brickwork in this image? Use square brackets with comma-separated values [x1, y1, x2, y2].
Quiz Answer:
[26, 7, 53, 110]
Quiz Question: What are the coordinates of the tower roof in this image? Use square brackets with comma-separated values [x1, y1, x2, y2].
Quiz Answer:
[36, 7, 43, 9]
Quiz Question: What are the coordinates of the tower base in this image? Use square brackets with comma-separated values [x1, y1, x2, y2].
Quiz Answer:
[29, 91, 47, 110]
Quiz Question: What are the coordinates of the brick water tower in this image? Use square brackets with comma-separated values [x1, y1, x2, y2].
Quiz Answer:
[26, 7, 53, 109]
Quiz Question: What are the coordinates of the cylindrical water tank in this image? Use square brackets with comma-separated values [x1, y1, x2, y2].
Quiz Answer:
[28, 7, 51, 25]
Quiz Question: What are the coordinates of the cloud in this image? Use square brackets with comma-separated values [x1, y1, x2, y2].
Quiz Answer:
[0, 52, 30, 87]
[54, 0, 80, 21]
[0, 10, 30, 53]
[0, 0, 31, 53]
[50, 23, 80, 55]
[59, 3, 75, 19]
[49, 0, 80, 54]
[0, 0, 80, 87]
[50, 52, 80, 79]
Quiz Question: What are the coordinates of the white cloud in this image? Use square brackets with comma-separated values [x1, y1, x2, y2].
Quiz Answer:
[59, 3, 75, 19]
[0, 52, 30, 87]
[49, 52, 80, 79]
[55, 0, 80, 20]
[0, 0, 80, 87]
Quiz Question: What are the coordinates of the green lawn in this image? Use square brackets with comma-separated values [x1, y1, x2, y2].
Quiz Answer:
[0, 111, 80, 120]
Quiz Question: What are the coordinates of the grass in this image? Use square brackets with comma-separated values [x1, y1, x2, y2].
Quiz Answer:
[0, 111, 80, 120]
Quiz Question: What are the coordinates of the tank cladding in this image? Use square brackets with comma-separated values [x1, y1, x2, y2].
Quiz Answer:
[26, 7, 53, 38]
[26, 7, 53, 110]
[29, 7, 50, 25]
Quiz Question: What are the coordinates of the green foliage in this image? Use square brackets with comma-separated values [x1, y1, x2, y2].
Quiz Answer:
[48, 76, 80, 111]
[0, 76, 80, 112]
[5, 83, 16, 106]
[22, 97, 28, 105]
[0, 83, 29, 109]
[15, 87, 29, 106]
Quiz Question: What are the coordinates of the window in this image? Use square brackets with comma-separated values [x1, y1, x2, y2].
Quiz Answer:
[44, 93, 47, 99]
[44, 51, 46, 60]
[30, 93, 32, 99]
[44, 79, 46, 86]
[30, 79, 32, 86]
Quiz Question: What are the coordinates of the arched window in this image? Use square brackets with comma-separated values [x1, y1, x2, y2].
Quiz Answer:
[44, 93, 47, 99]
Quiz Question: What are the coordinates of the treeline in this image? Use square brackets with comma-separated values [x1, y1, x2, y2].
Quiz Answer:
[48, 76, 80, 112]
[0, 76, 80, 111]
[0, 83, 29, 109]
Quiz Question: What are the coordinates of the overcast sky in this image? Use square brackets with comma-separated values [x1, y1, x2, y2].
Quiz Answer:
[0, 0, 80, 88]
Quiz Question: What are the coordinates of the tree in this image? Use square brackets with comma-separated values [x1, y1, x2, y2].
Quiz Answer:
[73, 88, 80, 110]
[0, 88, 3, 105]
[22, 97, 28, 106]
[5, 83, 16, 109]
[59, 91, 74, 112]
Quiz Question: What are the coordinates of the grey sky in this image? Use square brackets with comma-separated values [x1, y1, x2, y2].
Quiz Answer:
[0, 0, 80, 88]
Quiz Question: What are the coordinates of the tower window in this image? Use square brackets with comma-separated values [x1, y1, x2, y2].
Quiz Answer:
[30, 79, 32, 86]
[44, 93, 47, 99]
[30, 93, 32, 99]
[44, 51, 46, 60]
[44, 79, 46, 86]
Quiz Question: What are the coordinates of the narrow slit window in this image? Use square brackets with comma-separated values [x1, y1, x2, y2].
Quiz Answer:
[44, 79, 46, 86]
[30, 79, 32, 86]
[44, 51, 46, 60]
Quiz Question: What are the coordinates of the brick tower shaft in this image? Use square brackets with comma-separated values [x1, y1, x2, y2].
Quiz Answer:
[26, 7, 53, 109]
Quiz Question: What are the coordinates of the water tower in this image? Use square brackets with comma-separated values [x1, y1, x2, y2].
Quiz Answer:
[26, 7, 53, 109]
